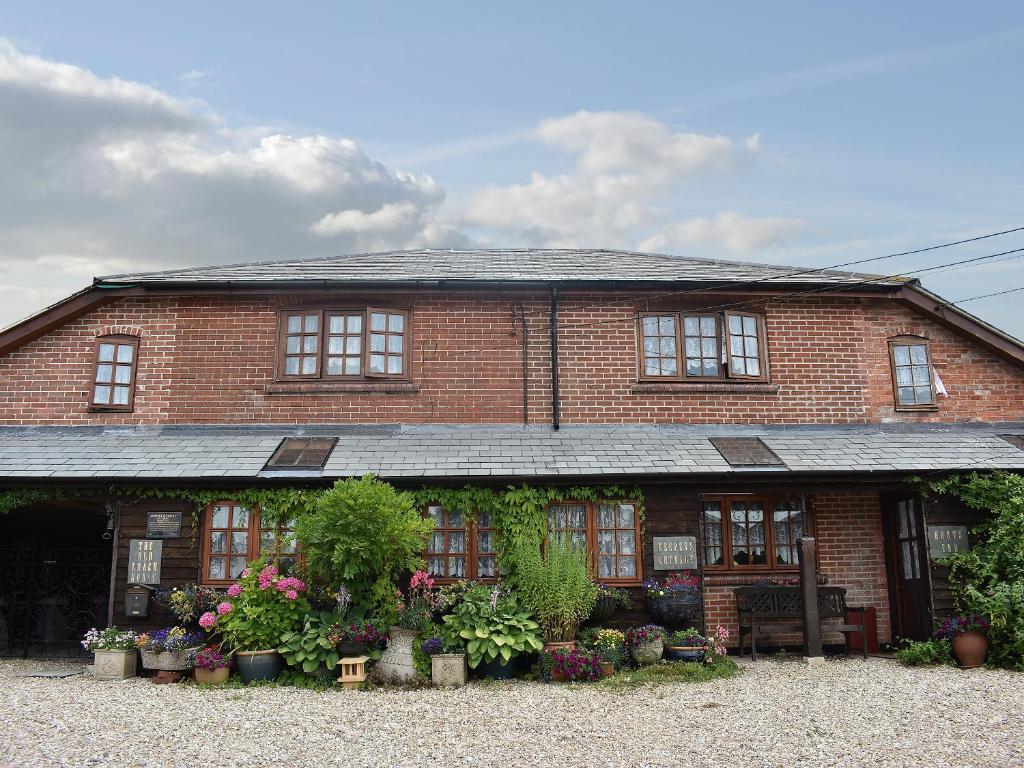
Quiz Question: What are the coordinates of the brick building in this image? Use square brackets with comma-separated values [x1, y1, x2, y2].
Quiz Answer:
[1, 248, 1023, 653]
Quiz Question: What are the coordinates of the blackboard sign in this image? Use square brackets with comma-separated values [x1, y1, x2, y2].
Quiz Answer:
[928, 525, 969, 560]
[127, 539, 162, 585]
[146, 511, 182, 539]
[653, 536, 698, 570]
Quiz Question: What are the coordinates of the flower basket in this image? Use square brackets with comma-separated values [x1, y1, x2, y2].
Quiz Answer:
[647, 594, 701, 627]
[586, 595, 618, 625]
[140, 647, 202, 672]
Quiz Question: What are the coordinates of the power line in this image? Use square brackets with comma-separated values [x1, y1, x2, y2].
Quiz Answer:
[950, 285, 1024, 305]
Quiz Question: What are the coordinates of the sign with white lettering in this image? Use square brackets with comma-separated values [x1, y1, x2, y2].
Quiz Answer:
[653, 536, 698, 570]
[927, 525, 969, 560]
[127, 539, 162, 585]
[146, 511, 182, 539]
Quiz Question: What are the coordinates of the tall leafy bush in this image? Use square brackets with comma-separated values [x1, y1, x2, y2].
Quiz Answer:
[294, 475, 434, 623]
[927, 472, 1024, 669]
[516, 539, 598, 643]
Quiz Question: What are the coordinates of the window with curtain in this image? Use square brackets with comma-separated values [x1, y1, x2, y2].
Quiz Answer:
[701, 495, 808, 571]
[638, 311, 767, 381]
[201, 502, 298, 584]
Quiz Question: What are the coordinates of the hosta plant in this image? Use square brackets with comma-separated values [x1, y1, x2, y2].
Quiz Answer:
[440, 584, 543, 668]
[279, 610, 342, 674]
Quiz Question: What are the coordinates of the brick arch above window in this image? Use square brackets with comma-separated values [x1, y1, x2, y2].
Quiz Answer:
[96, 325, 144, 339]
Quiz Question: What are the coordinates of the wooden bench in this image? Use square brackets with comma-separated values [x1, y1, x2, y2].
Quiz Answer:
[735, 585, 867, 660]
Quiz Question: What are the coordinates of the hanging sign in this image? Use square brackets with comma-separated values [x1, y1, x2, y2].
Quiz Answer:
[927, 525, 969, 560]
[653, 536, 698, 570]
[127, 539, 163, 585]
[146, 510, 182, 539]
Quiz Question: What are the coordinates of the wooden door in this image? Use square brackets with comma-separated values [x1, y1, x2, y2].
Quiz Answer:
[882, 494, 932, 641]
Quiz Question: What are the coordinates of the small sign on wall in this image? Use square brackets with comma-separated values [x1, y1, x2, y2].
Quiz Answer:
[146, 510, 182, 539]
[927, 525, 969, 560]
[127, 539, 163, 584]
[653, 536, 698, 570]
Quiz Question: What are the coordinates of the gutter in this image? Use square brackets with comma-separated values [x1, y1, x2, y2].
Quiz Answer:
[549, 286, 560, 431]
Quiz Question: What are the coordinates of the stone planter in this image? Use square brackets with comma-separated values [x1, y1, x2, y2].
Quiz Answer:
[140, 647, 201, 672]
[430, 653, 467, 686]
[952, 631, 988, 669]
[631, 638, 664, 666]
[377, 626, 419, 682]
[94, 649, 137, 679]
[194, 666, 230, 685]
[235, 650, 283, 683]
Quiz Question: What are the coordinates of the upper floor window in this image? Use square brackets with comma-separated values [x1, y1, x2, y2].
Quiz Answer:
[701, 494, 808, 571]
[90, 335, 139, 411]
[889, 337, 935, 409]
[424, 505, 496, 581]
[200, 501, 298, 585]
[638, 312, 767, 382]
[547, 501, 642, 584]
[277, 307, 409, 380]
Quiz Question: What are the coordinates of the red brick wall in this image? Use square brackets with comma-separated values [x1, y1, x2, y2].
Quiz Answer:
[701, 490, 892, 649]
[0, 290, 1022, 425]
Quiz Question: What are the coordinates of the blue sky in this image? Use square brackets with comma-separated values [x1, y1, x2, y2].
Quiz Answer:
[1, 2, 1023, 336]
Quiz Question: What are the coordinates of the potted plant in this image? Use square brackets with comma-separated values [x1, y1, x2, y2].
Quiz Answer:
[192, 646, 231, 685]
[137, 626, 205, 673]
[625, 624, 664, 666]
[517, 539, 598, 652]
[378, 571, 436, 682]
[200, 561, 310, 683]
[441, 583, 543, 678]
[935, 614, 990, 668]
[664, 628, 708, 662]
[154, 584, 221, 627]
[643, 572, 701, 627]
[329, 620, 388, 659]
[584, 628, 626, 676]
[586, 584, 632, 625]
[279, 610, 343, 679]
[82, 627, 138, 679]
[423, 636, 467, 687]
[546, 647, 602, 682]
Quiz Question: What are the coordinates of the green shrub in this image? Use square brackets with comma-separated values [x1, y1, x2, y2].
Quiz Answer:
[894, 638, 955, 666]
[600, 655, 739, 689]
[294, 475, 434, 623]
[278, 610, 342, 675]
[516, 539, 598, 643]
[440, 584, 543, 668]
[927, 472, 1024, 670]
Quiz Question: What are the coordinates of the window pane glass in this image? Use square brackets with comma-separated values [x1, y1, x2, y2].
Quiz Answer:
[96, 364, 113, 383]
[212, 505, 229, 528]
[617, 530, 636, 555]
[98, 343, 115, 362]
[700, 317, 716, 335]
[598, 556, 614, 578]
[116, 345, 134, 363]
[598, 504, 615, 527]
[732, 358, 746, 375]
[301, 357, 316, 374]
[285, 358, 299, 375]
[429, 532, 444, 553]
[388, 314, 404, 332]
[113, 386, 130, 405]
[370, 312, 387, 331]
[328, 337, 344, 354]
[344, 357, 360, 375]
[386, 335, 403, 353]
[208, 557, 225, 580]
[642, 316, 658, 333]
[910, 345, 928, 365]
[913, 367, 930, 385]
[234, 507, 249, 528]
[346, 336, 361, 354]
[448, 557, 466, 578]
[329, 315, 345, 333]
[370, 334, 385, 352]
[231, 532, 248, 554]
[894, 345, 911, 365]
[663, 358, 678, 375]
[686, 360, 702, 376]
[428, 556, 444, 576]
[115, 366, 132, 384]
[659, 316, 674, 334]
[302, 336, 317, 353]
[478, 530, 494, 553]
[387, 355, 403, 374]
[915, 386, 931, 402]
[645, 358, 661, 375]
[260, 530, 276, 553]
[898, 387, 915, 404]
[729, 315, 743, 334]
[447, 532, 465, 553]
[683, 317, 698, 335]
[477, 511, 492, 529]
[477, 556, 495, 578]
[684, 338, 699, 356]
[427, 505, 442, 524]
[230, 557, 247, 579]
[327, 358, 343, 375]
[210, 532, 227, 554]
[447, 509, 464, 527]
[743, 316, 757, 336]
[93, 385, 111, 404]
[730, 336, 744, 357]
[618, 504, 635, 527]
[660, 336, 676, 356]
[287, 316, 301, 333]
[303, 315, 318, 332]
[746, 359, 760, 376]
[618, 556, 637, 578]
[347, 315, 362, 333]
[703, 360, 718, 376]
[598, 529, 615, 553]
[745, 337, 758, 357]
[896, 367, 912, 385]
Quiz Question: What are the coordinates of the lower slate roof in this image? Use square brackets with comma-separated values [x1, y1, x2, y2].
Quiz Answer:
[0, 423, 1023, 481]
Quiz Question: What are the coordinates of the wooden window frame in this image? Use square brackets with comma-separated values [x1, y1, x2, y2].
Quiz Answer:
[700, 494, 810, 573]
[424, 505, 497, 584]
[279, 310, 324, 380]
[275, 307, 411, 382]
[681, 314, 723, 379]
[888, 336, 937, 411]
[89, 334, 140, 412]
[636, 311, 768, 383]
[199, 501, 300, 586]
[546, 499, 644, 587]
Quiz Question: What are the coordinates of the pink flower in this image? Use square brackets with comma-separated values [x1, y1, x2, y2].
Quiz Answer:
[226, 583, 242, 597]
[216, 602, 233, 615]
[285, 590, 298, 600]
[198, 612, 217, 630]
[241, 568, 251, 578]
[409, 570, 434, 591]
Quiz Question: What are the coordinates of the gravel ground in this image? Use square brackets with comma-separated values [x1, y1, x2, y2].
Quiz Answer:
[1, 656, 1021, 768]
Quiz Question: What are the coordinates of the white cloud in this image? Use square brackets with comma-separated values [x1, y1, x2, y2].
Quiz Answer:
[639, 212, 806, 254]
[463, 110, 795, 251]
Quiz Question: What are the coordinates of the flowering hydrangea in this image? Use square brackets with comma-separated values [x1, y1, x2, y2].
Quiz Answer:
[257, 564, 278, 590]
[274, 576, 306, 594]
[226, 583, 242, 598]
[199, 611, 218, 630]
[216, 602, 233, 615]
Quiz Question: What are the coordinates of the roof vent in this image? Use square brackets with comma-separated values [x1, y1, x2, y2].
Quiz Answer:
[265, 437, 338, 470]
[709, 437, 785, 467]
[998, 434, 1024, 450]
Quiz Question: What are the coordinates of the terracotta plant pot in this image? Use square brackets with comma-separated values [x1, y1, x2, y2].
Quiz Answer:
[543, 640, 577, 654]
[235, 650, 283, 683]
[194, 666, 230, 685]
[951, 631, 988, 669]
[550, 668, 567, 682]
[600, 661, 615, 677]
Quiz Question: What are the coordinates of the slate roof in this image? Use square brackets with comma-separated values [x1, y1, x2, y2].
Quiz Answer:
[0, 423, 1021, 481]
[96, 249, 911, 289]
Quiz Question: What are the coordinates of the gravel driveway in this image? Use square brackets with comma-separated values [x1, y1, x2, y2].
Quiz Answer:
[1, 657, 1020, 768]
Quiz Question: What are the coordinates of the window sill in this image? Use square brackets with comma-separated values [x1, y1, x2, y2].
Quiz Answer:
[630, 382, 779, 395]
[87, 406, 134, 413]
[702, 571, 821, 587]
[266, 381, 421, 395]
[893, 405, 939, 413]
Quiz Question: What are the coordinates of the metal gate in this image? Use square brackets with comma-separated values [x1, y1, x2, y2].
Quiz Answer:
[0, 544, 111, 657]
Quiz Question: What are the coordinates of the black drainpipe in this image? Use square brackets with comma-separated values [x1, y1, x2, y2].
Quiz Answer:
[549, 286, 560, 431]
